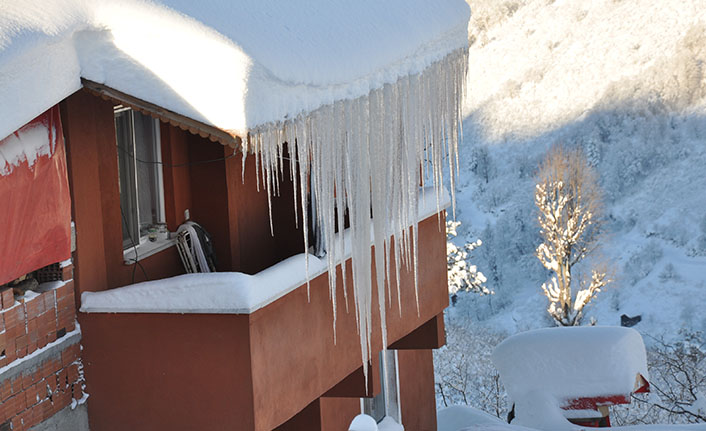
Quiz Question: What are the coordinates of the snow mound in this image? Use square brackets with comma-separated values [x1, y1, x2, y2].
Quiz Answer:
[438, 405, 505, 431]
[492, 326, 648, 404]
[349, 414, 378, 431]
[80, 253, 327, 314]
[0, 0, 469, 141]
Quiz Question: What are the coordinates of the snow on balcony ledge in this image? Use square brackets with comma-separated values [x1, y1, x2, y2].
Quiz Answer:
[80, 187, 449, 315]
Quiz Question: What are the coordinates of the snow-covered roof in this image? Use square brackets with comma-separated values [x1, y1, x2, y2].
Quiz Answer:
[0, 0, 470, 141]
[3, 1, 469, 382]
[492, 326, 649, 404]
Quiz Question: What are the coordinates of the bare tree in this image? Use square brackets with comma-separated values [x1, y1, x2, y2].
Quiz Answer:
[434, 318, 508, 417]
[613, 331, 706, 425]
[534, 146, 610, 326]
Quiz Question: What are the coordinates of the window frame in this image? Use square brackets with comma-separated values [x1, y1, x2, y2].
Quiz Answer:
[115, 106, 168, 258]
[361, 349, 402, 424]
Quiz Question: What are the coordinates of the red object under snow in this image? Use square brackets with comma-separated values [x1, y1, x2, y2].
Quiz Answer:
[0, 106, 71, 286]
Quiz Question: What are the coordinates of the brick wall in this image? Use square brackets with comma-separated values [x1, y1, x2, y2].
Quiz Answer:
[0, 265, 84, 431]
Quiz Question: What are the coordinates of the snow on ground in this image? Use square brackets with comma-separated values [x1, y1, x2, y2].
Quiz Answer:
[450, 0, 706, 341]
[438, 0, 706, 427]
[440, 405, 706, 431]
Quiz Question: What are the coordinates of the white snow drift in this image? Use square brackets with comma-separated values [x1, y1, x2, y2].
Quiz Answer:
[493, 326, 648, 403]
[492, 327, 648, 430]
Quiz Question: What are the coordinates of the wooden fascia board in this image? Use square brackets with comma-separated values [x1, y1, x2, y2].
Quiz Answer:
[81, 78, 243, 148]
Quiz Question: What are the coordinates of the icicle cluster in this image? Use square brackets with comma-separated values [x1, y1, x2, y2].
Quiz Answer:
[244, 48, 468, 379]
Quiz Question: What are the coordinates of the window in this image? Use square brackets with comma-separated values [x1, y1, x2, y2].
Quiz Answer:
[362, 350, 401, 423]
[115, 106, 166, 251]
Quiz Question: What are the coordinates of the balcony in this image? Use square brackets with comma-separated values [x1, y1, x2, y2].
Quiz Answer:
[79, 194, 449, 431]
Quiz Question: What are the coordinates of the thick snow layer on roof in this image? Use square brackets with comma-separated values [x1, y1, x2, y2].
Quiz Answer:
[492, 327, 648, 404]
[0, 0, 469, 141]
[80, 187, 450, 314]
[4, 0, 468, 384]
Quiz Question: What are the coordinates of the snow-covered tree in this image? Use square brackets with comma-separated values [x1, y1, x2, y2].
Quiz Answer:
[534, 146, 610, 326]
[434, 317, 508, 417]
[614, 331, 706, 425]
[447, 220, 491, 296]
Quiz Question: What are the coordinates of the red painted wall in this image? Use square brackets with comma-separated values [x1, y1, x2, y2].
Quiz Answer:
[398, 349, 438, 431]
[248, 215, 447, 430]
[80, 313, 255, 431]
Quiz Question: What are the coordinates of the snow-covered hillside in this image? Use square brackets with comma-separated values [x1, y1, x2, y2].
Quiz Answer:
[451, 0, 706, 340]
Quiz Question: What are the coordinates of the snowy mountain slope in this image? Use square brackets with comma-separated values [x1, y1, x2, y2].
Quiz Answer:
[451, 0, 706, 342]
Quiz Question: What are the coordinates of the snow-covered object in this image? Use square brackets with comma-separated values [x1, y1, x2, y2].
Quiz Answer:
[349, 414, 378, 431]
[492, 326, 648, 405]
[447, 220, 489, 295]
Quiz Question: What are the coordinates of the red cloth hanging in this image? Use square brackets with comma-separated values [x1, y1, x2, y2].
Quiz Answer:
[0, 106, 71, 285]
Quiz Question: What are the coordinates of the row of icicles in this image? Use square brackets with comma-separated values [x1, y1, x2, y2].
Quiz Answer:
[242, 47, 468, 385]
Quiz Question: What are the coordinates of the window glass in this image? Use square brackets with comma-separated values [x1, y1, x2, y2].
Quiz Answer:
[115, 107, 165, 249]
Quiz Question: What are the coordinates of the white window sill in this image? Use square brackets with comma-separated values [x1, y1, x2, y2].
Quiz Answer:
[123, 236, 177, 264]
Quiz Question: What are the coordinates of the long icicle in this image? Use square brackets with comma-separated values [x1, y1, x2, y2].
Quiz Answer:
[246, 48, 468, 382]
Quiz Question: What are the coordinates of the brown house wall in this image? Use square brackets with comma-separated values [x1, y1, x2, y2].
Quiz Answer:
[275, 397, 360, 431]
[79, 313, 254, 431]
[159, 123, 192, 233]
[61, 89, 447, 431]
[62, 90, 304, 294]
[79, 214, 446, 431]
[249, 215, 447, 430]
[398, 349, 438, 431]
[319, 398, 361, 431]
[224, 150, 305, 275]
[187, 135, 232, 271]
[61, 91, 184, 297]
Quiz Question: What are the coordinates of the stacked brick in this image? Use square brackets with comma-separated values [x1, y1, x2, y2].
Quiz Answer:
[0, 344, 83, 430]
[0, 264, 83, 431]
[0, 280, 76, 367]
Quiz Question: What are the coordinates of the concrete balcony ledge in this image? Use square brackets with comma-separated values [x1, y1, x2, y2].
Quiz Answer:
[79, 187, 450, 315]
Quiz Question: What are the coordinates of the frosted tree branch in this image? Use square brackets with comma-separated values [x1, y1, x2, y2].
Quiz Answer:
[534, 146, 610, 326]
